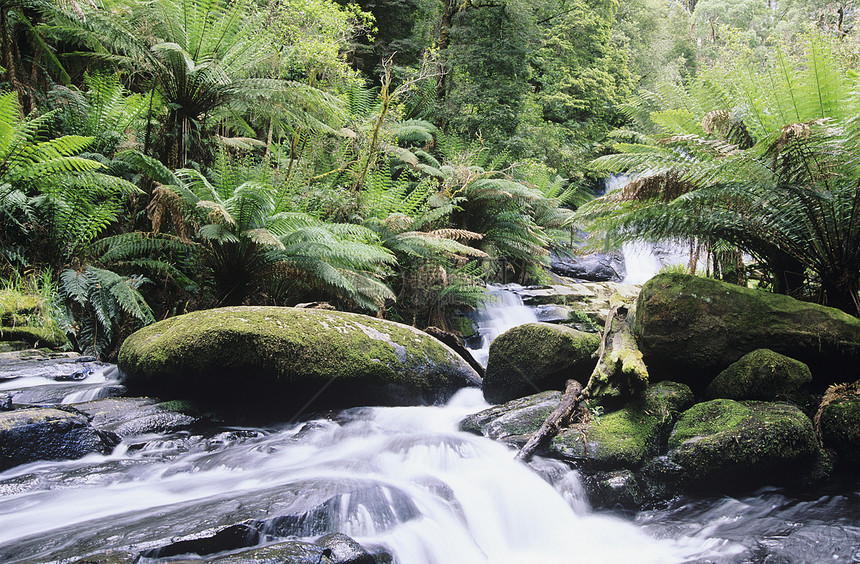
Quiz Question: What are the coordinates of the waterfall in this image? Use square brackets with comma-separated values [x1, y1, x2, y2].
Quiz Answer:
[466, 285, 538, 367]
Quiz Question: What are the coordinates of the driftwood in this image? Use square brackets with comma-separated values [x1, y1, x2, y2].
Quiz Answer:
[515, 296, 649, 462]
[515, 379, 583, 462]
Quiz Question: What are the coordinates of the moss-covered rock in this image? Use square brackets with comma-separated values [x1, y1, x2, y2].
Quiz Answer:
[483, 323, 599, 404]
[634, 273, 860, 390]
[0, 289, 66, 348]
[706, 349, 814, 411]
[817, 380, 860, 467]
[72, 397, 201, 438]
[550, 381, 694, 469]
[667, 399, 822, 490]
[118, 307, 481, 416]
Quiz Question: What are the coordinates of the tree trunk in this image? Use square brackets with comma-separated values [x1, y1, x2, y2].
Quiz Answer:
[582, 301, 649, 401]
[822, 268, 860, 317]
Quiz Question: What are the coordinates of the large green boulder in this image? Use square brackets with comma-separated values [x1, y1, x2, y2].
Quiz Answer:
[634, 273, 860, 389]
[0, 289, 66, 348]
[666, 399, 823, 490]
[706, 349, 814, 411]
[817, 381, 860, 467]
[118, 307, 481, 416]
[483, 322, 599, 404]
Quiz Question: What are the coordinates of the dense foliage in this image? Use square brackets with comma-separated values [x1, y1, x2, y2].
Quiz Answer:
[0, 0, 858, 356]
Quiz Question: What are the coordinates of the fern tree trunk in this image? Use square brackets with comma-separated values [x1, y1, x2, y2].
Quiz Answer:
[822, 267, 860, 317]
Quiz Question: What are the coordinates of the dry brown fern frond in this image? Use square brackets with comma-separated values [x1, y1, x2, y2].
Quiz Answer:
[813, 379, 860, 435]
[146, 184, 195, 242]
[608, 172, 693, 203]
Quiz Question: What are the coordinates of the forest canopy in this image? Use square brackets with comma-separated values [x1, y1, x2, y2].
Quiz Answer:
[1, 0, 858, 357]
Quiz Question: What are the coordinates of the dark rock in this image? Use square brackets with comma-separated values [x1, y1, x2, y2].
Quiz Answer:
[141, 524, 260, 558]
[483, 323, 599, 404]
[817, 380, 860, 467]
[634, 273, 860, 390]
[582, 469, 645, 510]
[207, 540, 331, 563]
[72, 397, 199, 438]
[706, 349, 814, 411]
[666, 399, 824, 491]
[315, 533, 375, 564]
[0, 407, 110, 471]
[0, 394, 11, 411]
[550, 251, 625, 282]
[118, 307, 481, 417]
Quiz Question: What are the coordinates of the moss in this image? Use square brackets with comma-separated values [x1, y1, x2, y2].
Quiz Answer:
[550, 381, 693, 469]
[483, 322, 600, 404]
[0, 325, 66, 348]
[668, 399, 820, 487]
[817, 382, 860, 466]
[119, 306, 479, 416]
[706, 349, 813, 410]
[634, 273, 860, 390]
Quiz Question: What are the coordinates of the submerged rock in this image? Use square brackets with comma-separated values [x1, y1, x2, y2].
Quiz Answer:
[118, 307, 481, 416]
[706, 348, 814, 411]
[666, 399, 823, 490]
[460, 390, 562, 445]
[208, 540, 331, 563]
[72, 397, 200, 439]
[634, 273, 860, 390]
[483, 323, 599, 404]
[0, 407, 110, 471]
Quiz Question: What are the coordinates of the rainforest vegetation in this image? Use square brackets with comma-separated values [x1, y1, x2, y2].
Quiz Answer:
[1, 0, 859, 357]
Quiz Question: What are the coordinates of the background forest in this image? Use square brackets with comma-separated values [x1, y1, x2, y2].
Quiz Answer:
[1, 0, 858, 358]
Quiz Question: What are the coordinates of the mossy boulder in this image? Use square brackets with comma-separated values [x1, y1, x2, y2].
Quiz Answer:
[483, 322, 599, 404]
[0, 407, 111, 471]
[550, 381, 694, 469]
[817, 381, 860, 467]
[634, 273, 860, 390]
[72, 397, 200, 439]
[0, 289, 66, 348]
[118, 307, 481, 416]
[706, 349, 814, 410]
[666, 399, 822, 490]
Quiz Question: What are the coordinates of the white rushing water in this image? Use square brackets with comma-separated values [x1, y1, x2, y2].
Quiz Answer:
[0, 388, 734, 563]
[466, 285, 538, 367]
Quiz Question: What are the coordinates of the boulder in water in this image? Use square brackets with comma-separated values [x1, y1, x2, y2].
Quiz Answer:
[550, 251, 625, 282]
[666, 399, 824, 490]
[706, 349, 814, 411]
[72, 397, 200, 439]
[817, 380, 860, 467]
[483, 323, 599, 404]
[460, 390, 562, 445]
[118, 306, 481, 416]
[0, 407, 111, 471]
[634, 273, 860, 390]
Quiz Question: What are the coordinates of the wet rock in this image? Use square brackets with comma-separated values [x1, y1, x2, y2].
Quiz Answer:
[512, 284, 598, 306]
[315, 533, 376, 564]
[119, 307, 481, 416]
[706, 349, 814, 411]
[532, 304, 574, 323]
[817, 380, 860, 467]
[207, 540, 331, 563]
[550, 251, 625, 282]
[70, 551, 140, 564]
[483, 323, 599, 404]
[666, 399, 823, 491]
[0, 407, 110, 471]
[582, 469, 645, 510]
[460, 390, 562, 446]
[634, 273, 860, 391]
[141, 523, 260, 558]
[0, 394, 11, 411]
[72, 397, 199, 439]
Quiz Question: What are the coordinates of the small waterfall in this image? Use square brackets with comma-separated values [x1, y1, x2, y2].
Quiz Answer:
[466, 285, 538, 367]
[0, 389, 730, 563]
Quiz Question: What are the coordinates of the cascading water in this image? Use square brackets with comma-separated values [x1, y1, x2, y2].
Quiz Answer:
[465, 284, 538, 367]
[0, 386, 732, 564]
[1, 363, 859, 562]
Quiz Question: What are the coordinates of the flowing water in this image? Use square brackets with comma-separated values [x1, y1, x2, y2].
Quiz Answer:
[465, 284, 538, 367]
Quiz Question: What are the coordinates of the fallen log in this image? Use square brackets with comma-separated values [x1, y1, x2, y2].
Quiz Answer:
[515, 379, 583, 462]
